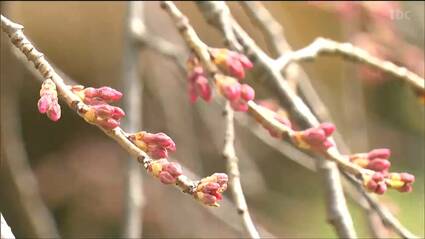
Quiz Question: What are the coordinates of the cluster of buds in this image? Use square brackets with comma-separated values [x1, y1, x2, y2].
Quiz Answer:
[195, 173, 228, 207]
[37, 79, 61, 121]
[363, 172, 415, 194]
[186, 48, 255, 112]
[210, 48, 253, 80]
[215, 74, 255, 112]
[292, 123, 336, 152]
[71, 85, 123, 105]
[147, 159, 183, 184]
[70, 85, 125, 130]
[350, 148, 415, 194]
[82, 104, 125, 130]
[349, 148, 391, 172]
[128, 131, 176, 159]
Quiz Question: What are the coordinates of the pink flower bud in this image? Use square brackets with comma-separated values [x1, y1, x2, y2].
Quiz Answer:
[211, 48, 253, 80]
[372, 172, 384, 181]
[400, 173, 415, 183]
[96, 87, 123, 102]
[194, 76, 212, 102]
[38, 79, 61, 121]
[202, 182, 221, 194]
[187, 66, 212, 103]
[200, 193, 218, 206]
[375, 182, 387, 195]
[367, 148, 391, 160]
[367, 159, 391, 172]
[163, 162, 182, 177]
[241, 84, 255, 101]
[303, 128, 326, 145]
[319, 123, 336, 137]
[37, 95, 51, 114]
[222, 82, 241, 101]
[159, 171, 176, 184]
[213, 173, 228, 188]
[46, 102, 61, 122]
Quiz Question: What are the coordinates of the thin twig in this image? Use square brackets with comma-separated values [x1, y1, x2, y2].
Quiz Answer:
[1, 214, 15, 239]
[276, 37, 425, 93]
[223, 102, 260, 239]
[122, 2, 145, 238]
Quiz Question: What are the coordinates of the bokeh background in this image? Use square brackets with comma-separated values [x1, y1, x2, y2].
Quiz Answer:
[1, 1, 424, 238]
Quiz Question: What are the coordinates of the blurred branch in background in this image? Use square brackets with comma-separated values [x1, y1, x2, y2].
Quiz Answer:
[275, 37, 425, 94]
[223, 102, 260, 238]
[121, 2, 144, 238]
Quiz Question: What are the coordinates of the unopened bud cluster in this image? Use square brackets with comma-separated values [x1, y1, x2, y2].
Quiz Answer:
[148, 159, 183, 184]
[186, 49, 255, 112]
[71, 85, 125, 130]
[350, 148, 415, 194]
[195, 173, 228, 207]
[128, 131, 176, 159]
[292, 123, 336, 152]
[37, 79, 61, 121]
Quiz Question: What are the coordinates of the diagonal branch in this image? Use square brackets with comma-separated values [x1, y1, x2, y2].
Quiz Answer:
[223, 102, 260, 239]
[1, 13, 204, 207]
[275, 37, 425, 94]
[1, 214, 15, 239]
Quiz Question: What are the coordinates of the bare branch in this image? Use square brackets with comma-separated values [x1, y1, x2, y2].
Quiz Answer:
[223, 102, 260, 239]
[276, 37, 425, 94]
[122, 2, 145, 238]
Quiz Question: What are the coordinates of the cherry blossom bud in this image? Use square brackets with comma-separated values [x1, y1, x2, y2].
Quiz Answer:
[210, 48, 253, 79]
[71, 85, 123, 105]
[367, 148, 391, 160]
[195, 173, 228, 207]
[148, 159, 183, 184]
[38, 79, 61, 121]
[241, 84, 255, 101]
[367, 159, 391, 172]
[129, 132, 176, 159]
[187, 66, 212, 103]
[46, 103, 61, 122]
[319, 123, 336, 137]
[83, 104, 125, 130]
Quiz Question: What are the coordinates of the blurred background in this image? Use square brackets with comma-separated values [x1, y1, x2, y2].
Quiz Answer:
[1, 1, 424, 238]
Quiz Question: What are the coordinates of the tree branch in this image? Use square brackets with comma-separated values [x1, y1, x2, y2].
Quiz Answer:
[223, 102, 260, 239]
[276, 37, 425, 94]
[121, 2, 145, 238]
[0, 14, 209, 208]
